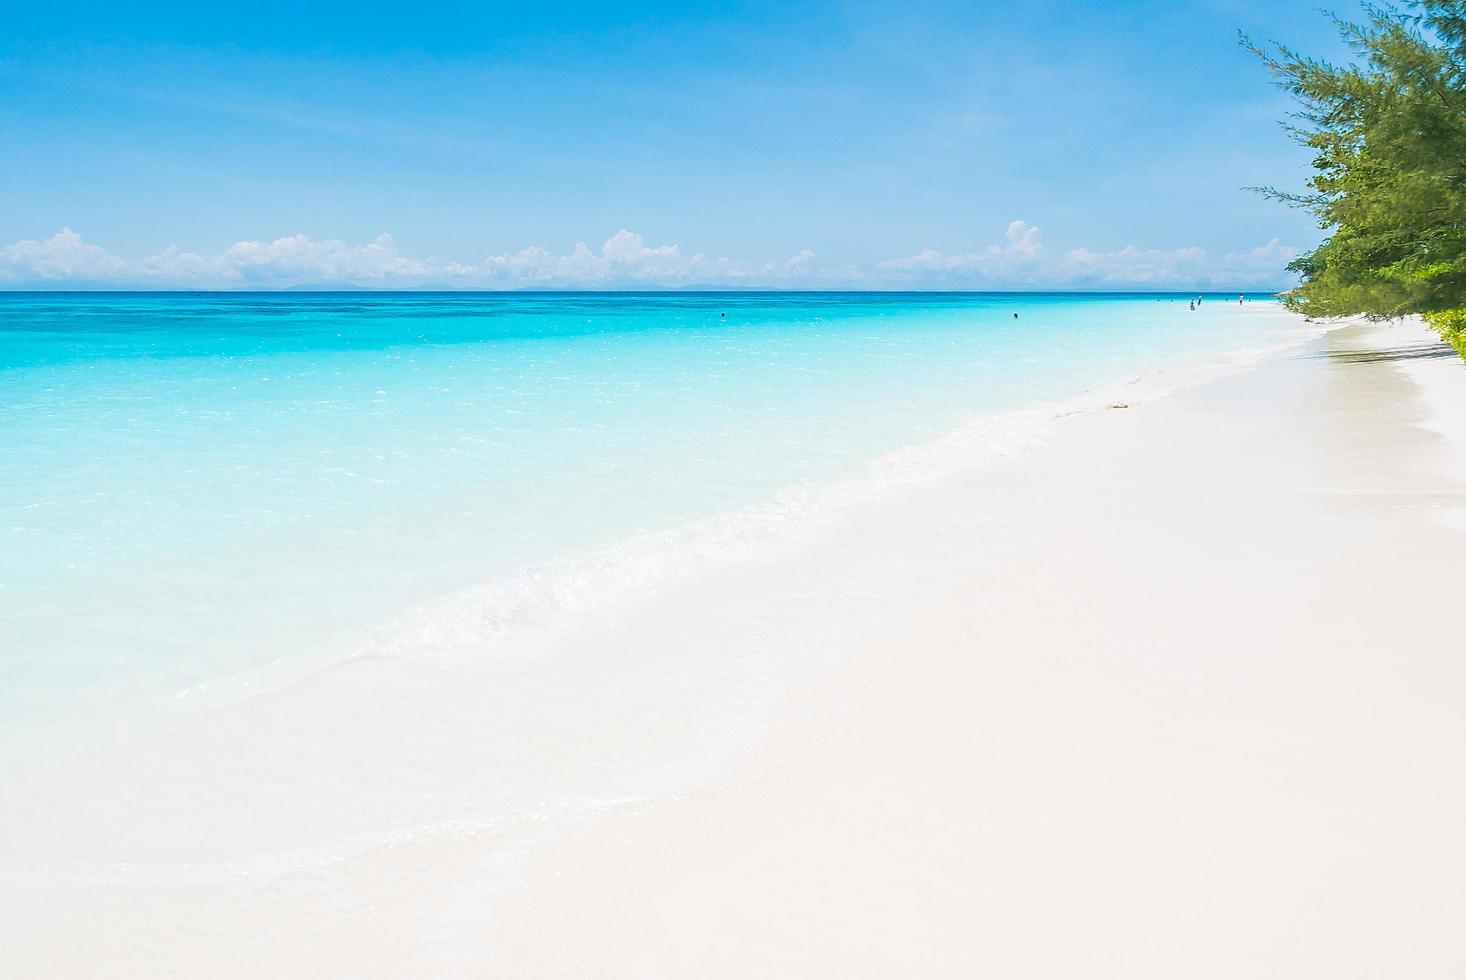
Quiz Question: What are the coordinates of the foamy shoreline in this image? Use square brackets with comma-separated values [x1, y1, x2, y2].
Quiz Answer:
[5, 312, 1465, 976]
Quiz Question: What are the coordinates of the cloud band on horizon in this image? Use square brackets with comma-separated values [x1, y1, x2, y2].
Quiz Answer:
[0, 224, 1298, 290]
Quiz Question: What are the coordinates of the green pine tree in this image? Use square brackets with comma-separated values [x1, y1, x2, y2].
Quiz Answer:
[1247, 1, 1466, 357]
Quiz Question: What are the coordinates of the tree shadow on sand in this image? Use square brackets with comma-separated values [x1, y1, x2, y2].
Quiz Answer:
[1312, 345, 1460, 364]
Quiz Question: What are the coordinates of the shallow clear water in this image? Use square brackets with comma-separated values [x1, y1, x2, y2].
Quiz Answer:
[1, 291, 1295, 724]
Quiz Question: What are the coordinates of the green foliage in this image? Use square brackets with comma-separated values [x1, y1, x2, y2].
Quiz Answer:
[1245, 2, 1466, 341]
[1424, 307, 1466, 355]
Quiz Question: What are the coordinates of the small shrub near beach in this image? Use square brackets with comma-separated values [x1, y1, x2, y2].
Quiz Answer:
[1424, 309, 1466, 359]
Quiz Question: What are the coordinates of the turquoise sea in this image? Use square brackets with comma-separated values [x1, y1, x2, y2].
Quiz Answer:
[1, 291, 1299, 728]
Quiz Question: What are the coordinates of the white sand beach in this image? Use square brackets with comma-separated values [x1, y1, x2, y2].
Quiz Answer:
[465, 316, 1466, 978]
[7, 313, 1466, 977]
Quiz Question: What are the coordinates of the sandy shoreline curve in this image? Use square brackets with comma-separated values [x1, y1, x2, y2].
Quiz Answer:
[6, 313, 1465, 977]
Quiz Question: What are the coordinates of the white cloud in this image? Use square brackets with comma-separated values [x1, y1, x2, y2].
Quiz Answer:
[477, 230, 818, 286]
[0, 228, 129, 282]
[1003, 219, 1043, 256]
[142, 233, 431, 283]
[482, 230, 703, 283]
[1057, 237, 1296, 287]
[883, 221, 1297, 288]
[0, 224, 1298, 289]
[881, 220, 1045, 279]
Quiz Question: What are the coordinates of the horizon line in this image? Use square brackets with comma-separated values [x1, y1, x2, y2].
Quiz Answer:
[0, 287, 1290, 296]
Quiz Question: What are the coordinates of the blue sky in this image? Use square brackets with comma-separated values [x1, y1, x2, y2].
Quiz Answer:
[0, 1, 1365, 289]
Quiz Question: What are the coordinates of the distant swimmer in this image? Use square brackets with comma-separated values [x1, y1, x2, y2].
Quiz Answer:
[1013, 312, 1019, 319]
[1239, 293, 1244, 305]
[720, 312, 726, 318]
